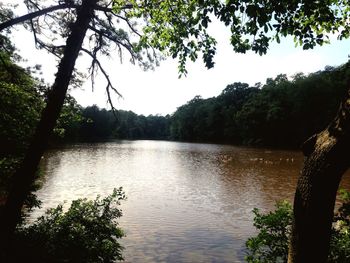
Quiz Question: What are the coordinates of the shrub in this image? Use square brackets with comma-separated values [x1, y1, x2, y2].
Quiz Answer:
[245, 201, 292, 263]
[329, 189, 350, 263]
[246, 190, 350, 263]
[12, 188, 126, 263]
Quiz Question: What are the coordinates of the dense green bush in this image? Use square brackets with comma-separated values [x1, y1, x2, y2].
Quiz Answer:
[245, 201, 292, 263]
[12, 188, 126, 263]
[246, 190, 350, 262]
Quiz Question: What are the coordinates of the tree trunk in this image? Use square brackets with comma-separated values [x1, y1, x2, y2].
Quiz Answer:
[0, 0, 97, 259]
[288, 86, 350, 262]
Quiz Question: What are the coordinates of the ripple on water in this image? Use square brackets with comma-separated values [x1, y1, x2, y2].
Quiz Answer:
[31, 140, 350, 262]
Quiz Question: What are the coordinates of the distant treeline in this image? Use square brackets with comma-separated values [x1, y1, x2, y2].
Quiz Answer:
[57, 64, 349, 148]
[2, 57, 349, 156]
[71, 106, 170, 141]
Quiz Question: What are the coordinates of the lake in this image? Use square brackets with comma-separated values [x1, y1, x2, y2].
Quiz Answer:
[31, 140, 350, 262]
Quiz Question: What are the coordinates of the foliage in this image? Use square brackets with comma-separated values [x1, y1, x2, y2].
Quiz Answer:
[0, 49, 44, 198]
[329, 189, 350, 263]
[2, 1, 350, 77]
[0, 34, 125, 260]
[79, 105, 117, 140]
[215, 0, 350, 53]
[170, 63, 348, 147]
[114, 0, 218, 75]
[53, 94, 84, 141]
[0, 82, 42, 153]
[111, 0, 350, 77]
[75, 105, 170, 141]
[245, 189, 350, 263]
[13, 188, 126, 263]
[245, 201, 292, 263]
[43, 62, 349, 148]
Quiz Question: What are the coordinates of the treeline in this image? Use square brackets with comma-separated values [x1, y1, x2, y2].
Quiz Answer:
[56, 104, 170, 142]
[58, 64, 349, 148]
[2, 45, 349, 154]
[170, 66, 349, 147]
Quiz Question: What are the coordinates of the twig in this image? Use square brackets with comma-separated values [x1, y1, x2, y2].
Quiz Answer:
[29, 19, 63, 58]
[0, 2, 133, 31]
[0, 3, 75, 31]
[88, 25, 137, 63]
[80, 47, 122, 119]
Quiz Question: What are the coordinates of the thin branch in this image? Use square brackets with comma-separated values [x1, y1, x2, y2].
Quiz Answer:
[88, 32, 103, 91]
[25, 0, 41, 12]
[0, 3, 75, 31]
[103, 10, 114, 29]
[29, 18, 64, 58]
[94, 4, 134, 13]
[88, 25, 137, 63]
[120, 11, 142, 37]
[95, 4, 142, 37]
[80, 47, 122, 118]
[0, 2, 133, 32]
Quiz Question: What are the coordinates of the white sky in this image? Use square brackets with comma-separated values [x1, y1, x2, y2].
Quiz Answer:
[4, 1, 350, 116]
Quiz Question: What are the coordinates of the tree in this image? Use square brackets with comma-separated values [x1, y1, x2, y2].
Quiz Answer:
[79, 105, 112, 140]
[168, 67, 347, 147]
[0, 1, 100, 258]
[0, 1, 220, 258]
[0, 41, 44, 203]
[51, 94, 83, 142]
[0, 0, 350, 262]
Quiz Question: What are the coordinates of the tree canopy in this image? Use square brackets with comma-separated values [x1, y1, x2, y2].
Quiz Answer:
[111, 0, 350, 72]
[54, 64, 347, 149]
[3, 0, 350, 78]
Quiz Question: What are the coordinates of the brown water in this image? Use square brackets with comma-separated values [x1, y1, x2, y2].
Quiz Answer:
[31, 140, 350, 262]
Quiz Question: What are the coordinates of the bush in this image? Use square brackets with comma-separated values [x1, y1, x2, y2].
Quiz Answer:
[246, 190, 350, 263]
[329, 189, 350, 263]
[245, 201, 292, 263]
[12, 188, 126, 263]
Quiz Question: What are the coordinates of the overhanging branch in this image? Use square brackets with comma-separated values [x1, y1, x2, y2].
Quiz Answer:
[0, 3, 133, 32]
[88, 25, 137, 63]
[80, 47, 122, 118]
[0, 3, 75, 31]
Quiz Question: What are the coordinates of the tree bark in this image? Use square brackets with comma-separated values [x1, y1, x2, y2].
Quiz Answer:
[0, 0, 97, 259]
[288, 85, 350, 262]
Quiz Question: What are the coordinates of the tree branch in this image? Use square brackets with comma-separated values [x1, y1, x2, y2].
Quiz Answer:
[94, 4, 134, 13]
[0, 3, 76, 31]
[118, 11, 142, 37]
[29, 18, 64, 58]
[80, 47, 122, 118]
[95, 5, 142, 37]
[88, 25, 137, 63]
[0, 2, 134, 32]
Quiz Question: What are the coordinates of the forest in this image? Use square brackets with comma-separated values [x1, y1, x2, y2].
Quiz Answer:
[7, 62, 346, 149]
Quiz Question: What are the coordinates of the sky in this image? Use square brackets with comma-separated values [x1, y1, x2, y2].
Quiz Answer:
[4, 1, 350, 116]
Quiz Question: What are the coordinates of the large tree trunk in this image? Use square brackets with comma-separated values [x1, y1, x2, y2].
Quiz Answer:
[0, 0, 97, 259]
[288, 86, 350, 262]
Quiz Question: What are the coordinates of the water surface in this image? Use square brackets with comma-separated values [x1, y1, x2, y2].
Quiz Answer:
[32, 140, 350, 262]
